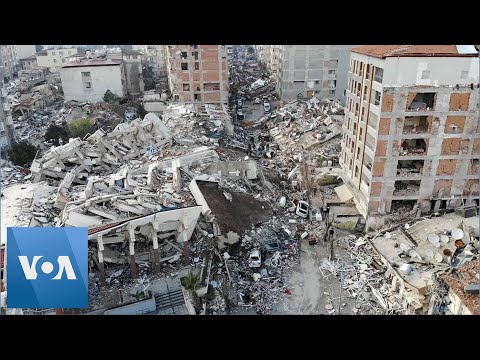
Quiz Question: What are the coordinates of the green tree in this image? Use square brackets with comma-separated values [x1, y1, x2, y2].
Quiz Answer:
[181, 272, 199, 291]
[103, 89, 120, 103]
[7, 141, 38, 166]
[68, 118, 93, 139]
[45, 124, 70, 146]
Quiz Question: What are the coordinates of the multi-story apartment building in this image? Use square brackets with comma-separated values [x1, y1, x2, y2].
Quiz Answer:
[14, 45, 37, 62]
[166, 45, 229, 105]
[255, 45, 353, 105]
[134, 45, 168, 79]
[0, 45, 18, 81]
[339, 45, 479, 229]
[0, 83, 14, 151]
[36, 47, 84, 70]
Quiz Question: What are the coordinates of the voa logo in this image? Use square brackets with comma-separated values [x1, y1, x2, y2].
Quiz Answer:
[18, 255, 77, 280]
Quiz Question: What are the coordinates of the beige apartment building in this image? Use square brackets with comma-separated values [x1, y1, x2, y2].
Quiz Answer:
[339, 45, 479, 229]
[166, 45, 229, 105]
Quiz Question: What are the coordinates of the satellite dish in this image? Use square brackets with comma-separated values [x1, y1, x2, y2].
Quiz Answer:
[385, 232, 391, 239]
[425, 248, 434, 258]
[427, 233, 440, 245]
[434, 253, 443, 263]
[440, 235, 449, 244]
[451, 228, 464, 240]
[404, 223, 410, 230]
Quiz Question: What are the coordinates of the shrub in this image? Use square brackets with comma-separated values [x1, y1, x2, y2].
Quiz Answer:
[45, 124, 70, 146]
[7, 141, 38, 166]
[68, 118, 93, 139]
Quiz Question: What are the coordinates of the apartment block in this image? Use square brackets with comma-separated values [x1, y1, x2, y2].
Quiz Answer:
[36, 47, 83, 70]
[0, 45, 18, 81]
[339, 45, 479, 228]
[1, 84, 14, 151]
[166, 45, 229, 105]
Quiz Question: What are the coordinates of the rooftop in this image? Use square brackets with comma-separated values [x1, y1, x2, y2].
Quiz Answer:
[441, 259, 479, 315]
[351, 45, 478, 58]
[61, 58, 123, 68]
[20, 55, 37, 61]
[122, 48, 142, 56]
[35, 50, 47, 56]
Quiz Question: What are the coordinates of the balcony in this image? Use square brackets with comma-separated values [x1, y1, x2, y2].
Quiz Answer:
[397, 160, 424, 177]
[402, 116, 429, 134]
[407, 93, 435, 111]
[399, 139, 427, 156]
[393, 180, 421, 196]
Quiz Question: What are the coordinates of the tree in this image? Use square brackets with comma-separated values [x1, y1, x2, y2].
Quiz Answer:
[7, 141, 38, 166]
[181, 272, 199, 291]
[103, 89, 120, 103]
[45, 124, 70, 146]
[68, 118, 93, 139]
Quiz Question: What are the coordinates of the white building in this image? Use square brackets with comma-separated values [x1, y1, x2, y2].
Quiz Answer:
[0, 45, 18, 81]
[36, 47, 83, 71]
[1, 84, 14, 150]
[14, 45, 37, 62]
[60, 58, 126, 103]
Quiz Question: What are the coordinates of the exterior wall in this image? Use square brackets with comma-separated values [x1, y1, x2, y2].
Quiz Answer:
[20, 57, 38, 70]
[37, 48, 79, 70]
[15, 45, 37, 61]
[446, 288, 473, 315]
[276, 45, 353, 104]
[0, 45, 18, 80]
[340, 51, 480, 219]
[123, 54, 145, 95]
[60, 64, 125, 103]
[0, 84, 14, 150]
[167, 45, 229, 105]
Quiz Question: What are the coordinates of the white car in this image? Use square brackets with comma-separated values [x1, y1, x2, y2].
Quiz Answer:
[296, 201, 309, 218]
[248, 250, 261, 268]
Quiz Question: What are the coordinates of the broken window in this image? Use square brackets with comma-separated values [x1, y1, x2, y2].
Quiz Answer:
[328, 89, 335, 97]
[407, 93, 435, 111]
[183, 83, 190, 91]
[402, 116, 429, 134]
[194, 93, 201, 101]
[374, 67, 383, 83]
[84, 82, 92, 89]
[373, 90, 381, 106]
[194, 62, 199, 70]
[192, 51, 199, 60]
[181, 52, 188, 59]
[315, 80, 320, 84]
[203, 83, 220, 91]
[328, 70, 336, 75]
[181, 62, 188, 70]
[400, 139, 427, 155]
[394, 180, 421, 196]
[364, 153, 373, 171]
[397, 160, 424, 176]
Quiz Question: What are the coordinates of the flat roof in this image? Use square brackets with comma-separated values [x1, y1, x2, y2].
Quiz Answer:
[351, 45, 478, 58]
[20, 55, 36, 61]
[62, 59, 123, 68]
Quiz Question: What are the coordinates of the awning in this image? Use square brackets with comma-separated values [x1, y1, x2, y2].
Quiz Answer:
[334, 184, 354, 203]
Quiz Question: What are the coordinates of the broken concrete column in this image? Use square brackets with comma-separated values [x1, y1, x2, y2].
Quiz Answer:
[128, 225, 137, 279]
[97, 234, 106, 286]
[151, 223, 160, 274]
[85, 179, 94, 199]
[172, 159, 182, 192]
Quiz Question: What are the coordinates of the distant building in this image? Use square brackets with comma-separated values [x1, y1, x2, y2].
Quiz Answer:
[36, 47, 86, 71]
[339, 45, 479, 229]
[0, 45, 18, 81]
[256, 45, 354, 105]
[60, 58, 126, 103]
[166, 45, 229, 105]
[15, 45, 37, 62]
[0, 84, 14, 150]
[19, 56, 38, 70]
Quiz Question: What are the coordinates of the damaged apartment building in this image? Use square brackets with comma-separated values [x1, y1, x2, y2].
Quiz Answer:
[339, 45, 480, 230]
[166, 45, 229, 105]
[255, 45, 354, 105]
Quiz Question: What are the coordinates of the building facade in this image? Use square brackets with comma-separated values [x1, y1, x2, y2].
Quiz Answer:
[19, 56, 38, 70]
[60, 59, 126, 103]
[166, 45, 229, 105]
[36, 47, 81, 70]
[15, 45, 37, 62]
[0, 45, 18, 81]
[1, 84, 14, 150]
[339, 45, 479, 227]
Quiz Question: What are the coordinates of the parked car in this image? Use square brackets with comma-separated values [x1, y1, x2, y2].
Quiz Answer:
[237, 99, 243, 108]
[263, 102, 271, 113]
[237, 109, 244, 120]
[296, 200, 309, 218]
[248, 250, 262, 268]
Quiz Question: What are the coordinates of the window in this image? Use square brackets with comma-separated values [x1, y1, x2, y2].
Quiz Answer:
[194, 93, 201, 101]
[133, 55, 138, 60]
[359, 127, 363, 138]
[183, 83, 190, 91]
[374, 67, 383, 83]
[84, 82, 92, 89]
[421, 70, 430, 79]
[461, 70, 468, 79]
[53, 59, 57, 63]
[51, 51, 55, 55]
[192, 45, 198, 49]
[192, 51, 199, 60]
[315, 90, 320, 94]
[357, 147, 361, 160]
[328, 70, 336, 75]
[181, 51, 188, 59]
[315, 80, 320, 84]
[181, 62, 188, 70]
[81, 71, 91, 78]
[194, 62, 199, 70]
[373, 90, 381, 106]
[59, 51, 64, 56]
[328, 90, 335, 97]
[355, 165, 359, 178]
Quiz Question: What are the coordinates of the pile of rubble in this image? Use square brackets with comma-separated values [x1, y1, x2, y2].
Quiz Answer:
[1, 161, 32, 187]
